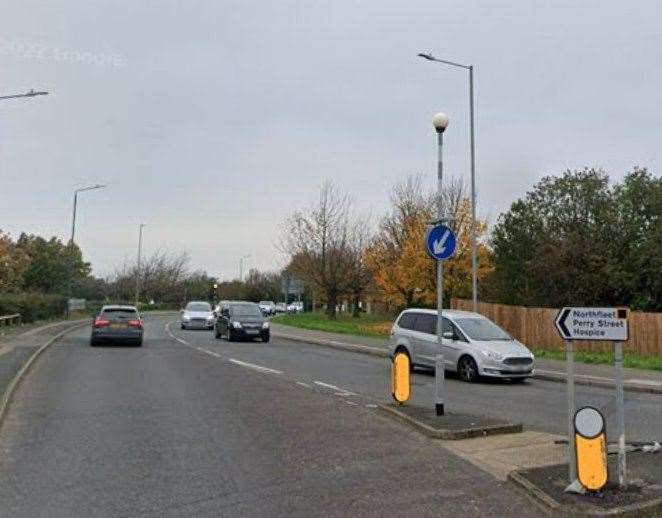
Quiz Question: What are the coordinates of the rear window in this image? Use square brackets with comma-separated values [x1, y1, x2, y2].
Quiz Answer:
[186, 302, 211, 312]
[231, 304, 262, 318]
[101, 308, 138, 320]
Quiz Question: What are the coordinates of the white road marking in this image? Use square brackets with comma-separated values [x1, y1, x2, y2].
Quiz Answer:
[313, 381, 357, 396]
[296, 381, 312, 388]
[197, 348, 222, 358]
[365, 404, 378, 409]
[344, 400, 358, 406]
[229, 359, 283, 375]
[165, 322, 188, 344]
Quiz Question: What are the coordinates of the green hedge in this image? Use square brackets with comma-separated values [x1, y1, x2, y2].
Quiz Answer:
[0, 293, 67, 323]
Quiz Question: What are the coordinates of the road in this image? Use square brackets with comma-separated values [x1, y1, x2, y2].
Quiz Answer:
[0, 314, 538, 517]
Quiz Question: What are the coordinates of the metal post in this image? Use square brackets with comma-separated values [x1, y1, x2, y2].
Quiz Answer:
[435, 129, 445, 416]
[135, 223, 145, 308]
[70, 191, 78, 244]
[566, 339, 577, 483]
[468, 65, 478, 312]
[614, 341, 626, 487]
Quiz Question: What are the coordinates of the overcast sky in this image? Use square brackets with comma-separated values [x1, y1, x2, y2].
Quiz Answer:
[2, 1, 660, 280]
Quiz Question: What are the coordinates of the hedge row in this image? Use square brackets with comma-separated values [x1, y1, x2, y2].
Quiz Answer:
[0, 293, 68, 323]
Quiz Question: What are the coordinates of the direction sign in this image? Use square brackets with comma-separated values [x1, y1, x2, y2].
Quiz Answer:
[425, 224, 457, 261]
[555, 307, 628, 341]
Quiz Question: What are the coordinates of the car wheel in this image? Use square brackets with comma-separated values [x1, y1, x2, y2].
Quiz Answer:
[135, 339, 143, 347]
[458, 356, 479, 383]
[180, 323, 185, 330]
[90, 339, 97, 347]
[227, 329, 234, 342]
[262, 334, 270, 343]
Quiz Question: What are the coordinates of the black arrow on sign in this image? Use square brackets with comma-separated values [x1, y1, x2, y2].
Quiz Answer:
[556, 308, 571, 338]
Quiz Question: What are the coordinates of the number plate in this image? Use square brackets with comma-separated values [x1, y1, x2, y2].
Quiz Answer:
[245, 329, 258, 335]
[110, 323, 127, 329]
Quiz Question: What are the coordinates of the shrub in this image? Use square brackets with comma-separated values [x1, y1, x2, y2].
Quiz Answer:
[0, 292, 67, 323]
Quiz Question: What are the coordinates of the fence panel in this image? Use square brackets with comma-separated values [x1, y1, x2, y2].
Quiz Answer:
[451, 299, 662, 356]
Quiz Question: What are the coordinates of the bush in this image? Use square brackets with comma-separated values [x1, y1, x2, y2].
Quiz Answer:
[0, 292, 67, 323]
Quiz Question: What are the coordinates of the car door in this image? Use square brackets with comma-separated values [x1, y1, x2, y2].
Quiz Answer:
[440, 317, 466, 372]
[415, 314, 461, 370]
[412, 313, 440, 368]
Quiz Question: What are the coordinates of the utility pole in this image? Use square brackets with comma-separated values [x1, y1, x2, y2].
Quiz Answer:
[134, 223, 146, 308]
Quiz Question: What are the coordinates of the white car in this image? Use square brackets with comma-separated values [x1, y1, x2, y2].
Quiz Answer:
[258, 300, 276, 316]
[388, 309, 534, 382]
[287, 301, 304, 313]
[181, 301, 215, 330]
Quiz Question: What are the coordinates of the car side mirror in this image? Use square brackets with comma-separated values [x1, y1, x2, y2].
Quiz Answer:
[442, 331, 454, 339]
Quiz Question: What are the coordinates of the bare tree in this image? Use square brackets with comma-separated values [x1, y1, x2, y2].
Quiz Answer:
[345, 215, 373, 317]
[281, 182, 352, 319]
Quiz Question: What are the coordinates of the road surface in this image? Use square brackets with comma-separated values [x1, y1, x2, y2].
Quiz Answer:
[0, 314, 539, 517]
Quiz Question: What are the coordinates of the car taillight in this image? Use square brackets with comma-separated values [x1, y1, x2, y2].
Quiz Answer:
[129, 319, 143, 329]
[94, 318, 110, 328]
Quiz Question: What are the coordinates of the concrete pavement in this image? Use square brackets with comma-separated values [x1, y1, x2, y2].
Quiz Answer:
[0, 314, 539, 517]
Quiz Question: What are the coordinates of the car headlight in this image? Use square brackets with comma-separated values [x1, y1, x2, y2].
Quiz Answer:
[262, 322, 270, 329]
[232, 321, 242, 329]
[482, 350, 504, 362]
[182, 315, 191, 321]
[206, 316, 215, 321]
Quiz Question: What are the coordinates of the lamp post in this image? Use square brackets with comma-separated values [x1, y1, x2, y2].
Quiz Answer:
[67, 184, 105, 316]
[239, 254, 251, 282]
[433, 112, 450, 416]
[0, 89, 49, 101]
[135, 223, 146, 308]
[418, 52, 478, 312]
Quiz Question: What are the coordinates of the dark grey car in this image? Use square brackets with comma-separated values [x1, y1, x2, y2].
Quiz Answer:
[215, 302, 270, 342]
[90, 305, 144, 346]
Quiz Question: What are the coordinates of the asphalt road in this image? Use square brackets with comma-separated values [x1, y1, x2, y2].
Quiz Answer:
[184, 322, 662, 441]
[0, 315, 539, 517]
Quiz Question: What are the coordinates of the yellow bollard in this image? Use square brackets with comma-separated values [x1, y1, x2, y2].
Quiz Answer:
[575, 406, 608, 491]
[392, 352, 411, 404]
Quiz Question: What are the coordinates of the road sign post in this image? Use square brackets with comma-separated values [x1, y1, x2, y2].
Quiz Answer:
[614, 341, 626, 487]
[566, 339, 577, 484]
[555, 307, 629, 489]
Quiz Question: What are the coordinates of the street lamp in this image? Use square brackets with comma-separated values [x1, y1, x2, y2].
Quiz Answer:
[0, 89, 49, 101]
[433, 112, 449, 416]
[70, 184, 106, 244]
[135, 223, 146, 308]
[239, 254, 251, 282]
[418, 52, 478, 312]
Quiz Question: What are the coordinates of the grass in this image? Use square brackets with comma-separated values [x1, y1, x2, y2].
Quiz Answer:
[273, 312, 393, 338]
[533, 349, 662, 372]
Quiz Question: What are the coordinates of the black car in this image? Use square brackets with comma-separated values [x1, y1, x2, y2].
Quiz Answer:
[215, 302, 270, 342]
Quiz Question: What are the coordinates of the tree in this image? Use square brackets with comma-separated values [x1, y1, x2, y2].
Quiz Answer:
[489, 168, 617, 307]
[16, 233, 90, 294]
[0, 231, 29, 292]
[281, 182, 352, 318]
[365, 175, 491, 309]
[345, 216, 373, 317]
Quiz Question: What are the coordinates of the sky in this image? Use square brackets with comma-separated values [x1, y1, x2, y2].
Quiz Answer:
[1, 1, 661, 280]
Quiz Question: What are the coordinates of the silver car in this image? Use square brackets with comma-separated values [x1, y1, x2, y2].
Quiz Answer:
[181, 301, 215, 330]
[388, 309, 534, 382]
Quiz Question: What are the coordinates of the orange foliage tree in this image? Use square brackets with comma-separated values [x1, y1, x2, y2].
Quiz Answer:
[365, 176, 492, 308]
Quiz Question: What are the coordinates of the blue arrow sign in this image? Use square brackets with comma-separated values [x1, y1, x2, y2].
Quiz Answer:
[425, 224, 457, 260]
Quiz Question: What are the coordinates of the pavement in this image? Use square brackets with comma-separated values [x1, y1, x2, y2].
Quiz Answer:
[271, 323, 662, 393]
[0, 314, 541, 517]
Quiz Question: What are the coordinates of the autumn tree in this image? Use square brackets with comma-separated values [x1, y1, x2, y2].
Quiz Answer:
[365, 175, 491, 309]
[281, 182, 352, 319]
[0, 231, 29, 292]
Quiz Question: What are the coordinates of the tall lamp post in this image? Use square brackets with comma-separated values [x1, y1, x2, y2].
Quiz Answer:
[135, 223, 146, 308]
[0, 89, 49, 101]
[68, 184, 105, 316]
[418, 52, 478, 312]
[239, 254, 251, 282]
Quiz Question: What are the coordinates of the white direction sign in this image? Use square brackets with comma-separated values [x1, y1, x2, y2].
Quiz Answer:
[555, 307, 629, 341]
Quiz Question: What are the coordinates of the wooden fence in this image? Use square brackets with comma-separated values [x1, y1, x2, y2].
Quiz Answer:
[451, 299, 662, 356]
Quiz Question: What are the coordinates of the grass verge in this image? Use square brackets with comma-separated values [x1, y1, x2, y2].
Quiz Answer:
[533, 349, 662, 372]
[274, 312, 393, 338]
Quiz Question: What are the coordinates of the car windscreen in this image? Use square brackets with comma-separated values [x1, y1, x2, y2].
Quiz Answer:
[231, 304, 262, 318]
[455, 318, 512, 341]
[101, 309, 138, 321]
[186, 302, 211, 312]
[259, 301, 274, 305]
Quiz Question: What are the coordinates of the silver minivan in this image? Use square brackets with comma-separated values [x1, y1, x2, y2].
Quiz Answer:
[388, 309, 535, 382]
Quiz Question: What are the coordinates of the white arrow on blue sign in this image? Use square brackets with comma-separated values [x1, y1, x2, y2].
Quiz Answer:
[425, 224, 457, 260]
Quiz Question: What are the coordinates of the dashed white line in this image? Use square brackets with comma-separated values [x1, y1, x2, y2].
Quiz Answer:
[296, 381, 312, 388]
[344, 400, 358, 406]
[313, 380, 357, 396]
[228, 359, 283, 375]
